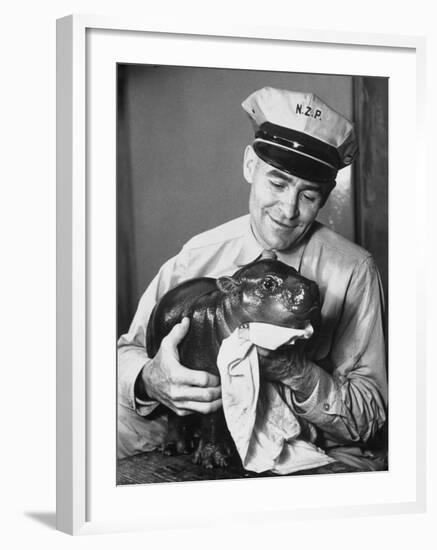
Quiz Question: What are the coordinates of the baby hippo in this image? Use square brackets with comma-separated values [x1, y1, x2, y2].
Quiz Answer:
[146, 258, 320, 469]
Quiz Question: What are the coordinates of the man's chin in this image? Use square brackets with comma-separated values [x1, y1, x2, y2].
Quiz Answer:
[254, 220, 307, 251]
[265, 225, 313, 251]
[265, 234, 300, 252]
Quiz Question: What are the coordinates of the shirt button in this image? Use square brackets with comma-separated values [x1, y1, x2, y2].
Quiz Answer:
[323, 403, 330, 411]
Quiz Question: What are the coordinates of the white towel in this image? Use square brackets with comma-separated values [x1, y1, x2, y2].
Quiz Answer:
[217, 324, 335, 474]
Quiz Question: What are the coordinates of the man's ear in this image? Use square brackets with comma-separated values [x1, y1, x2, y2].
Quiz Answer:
[243, 145, 258, 184]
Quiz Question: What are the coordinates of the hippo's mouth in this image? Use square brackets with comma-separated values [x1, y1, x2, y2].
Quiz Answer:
[286, 305, 319, 324]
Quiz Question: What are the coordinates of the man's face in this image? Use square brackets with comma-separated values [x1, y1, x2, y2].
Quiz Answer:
[244, 146, 330, 252]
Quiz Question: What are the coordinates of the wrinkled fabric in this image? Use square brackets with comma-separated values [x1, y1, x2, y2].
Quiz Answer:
[217, 327, 334, 474]
[118, 403, 167, 458]
[247, 322, 314, 349]
[118, 215, 387, 465]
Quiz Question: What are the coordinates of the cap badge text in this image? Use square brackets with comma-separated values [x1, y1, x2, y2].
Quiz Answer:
[296, 104, 322, 120]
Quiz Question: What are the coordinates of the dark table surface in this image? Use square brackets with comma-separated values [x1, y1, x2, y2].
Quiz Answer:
[117, 450, 360, 485]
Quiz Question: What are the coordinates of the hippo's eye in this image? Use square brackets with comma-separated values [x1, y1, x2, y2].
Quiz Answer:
[262, 276, 278, 292]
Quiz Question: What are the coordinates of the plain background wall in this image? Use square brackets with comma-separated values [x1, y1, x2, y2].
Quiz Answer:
[117, 65, 355, 334]
[1, 0, 436, 548]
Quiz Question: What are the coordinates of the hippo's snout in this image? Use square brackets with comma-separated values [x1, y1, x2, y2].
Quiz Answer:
[233, 259, 320, 330]
[285, 281, 319, 316]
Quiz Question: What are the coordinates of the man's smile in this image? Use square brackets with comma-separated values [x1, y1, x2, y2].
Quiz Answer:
[267, 213, 296, 229]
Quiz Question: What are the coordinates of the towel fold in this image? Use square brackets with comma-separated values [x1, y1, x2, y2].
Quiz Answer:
[217, 325, 335, 474]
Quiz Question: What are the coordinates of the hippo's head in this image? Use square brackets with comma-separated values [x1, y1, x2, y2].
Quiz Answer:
[216, 259, 320, 332]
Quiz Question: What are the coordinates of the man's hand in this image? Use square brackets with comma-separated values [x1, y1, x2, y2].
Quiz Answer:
[137, 317, 222, 416]
[258, 343, 320, 403]
[258, 343, 307, 382]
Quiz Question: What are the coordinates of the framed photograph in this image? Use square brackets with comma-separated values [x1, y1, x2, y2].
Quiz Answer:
[56, 15, 426, 535]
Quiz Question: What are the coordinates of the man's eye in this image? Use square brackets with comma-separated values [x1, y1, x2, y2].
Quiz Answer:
[301, 193, 317, 203]
[269, 180, 285, 190]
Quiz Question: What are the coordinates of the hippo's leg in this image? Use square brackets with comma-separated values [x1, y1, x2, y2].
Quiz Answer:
[162, 414, 199, 456]
[192, 410, 239, 469]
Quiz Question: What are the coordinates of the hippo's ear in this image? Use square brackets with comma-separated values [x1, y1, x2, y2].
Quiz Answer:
[216, 276, 240, 294]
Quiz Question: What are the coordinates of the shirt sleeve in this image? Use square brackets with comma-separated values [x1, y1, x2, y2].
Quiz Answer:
[117, 250, 189, 416]
[285, 256, 387, 445]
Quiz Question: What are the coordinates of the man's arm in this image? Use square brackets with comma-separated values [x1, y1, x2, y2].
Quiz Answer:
[118, 253, 221, 417]
[279, 256, 387, 445]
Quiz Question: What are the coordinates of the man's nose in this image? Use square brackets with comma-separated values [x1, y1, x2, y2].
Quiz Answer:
[279, 190, 299, 219]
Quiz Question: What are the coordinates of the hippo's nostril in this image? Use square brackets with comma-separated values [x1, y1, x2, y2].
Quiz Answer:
[290, 284, 307, 305]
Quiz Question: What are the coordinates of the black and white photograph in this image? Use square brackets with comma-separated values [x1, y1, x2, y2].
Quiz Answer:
[2, 0, 434, 543]
[116, 64, 388, 485]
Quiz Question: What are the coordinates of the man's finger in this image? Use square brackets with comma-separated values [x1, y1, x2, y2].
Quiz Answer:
[170, 407, 193, 417]
[176, 398, 223, 415]
[171, 384, 222, 403]
[181, 369, 220, 388]
[168, 405, 195, 416]
[173, 367, 220, 388]
[162, 317, 190, 351]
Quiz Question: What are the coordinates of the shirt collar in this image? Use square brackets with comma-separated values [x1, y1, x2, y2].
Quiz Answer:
[234, 217, 263, 266]
[234, 215, 310, 271]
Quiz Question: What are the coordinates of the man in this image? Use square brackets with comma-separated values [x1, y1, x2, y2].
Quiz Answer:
[118, 87, 387, 470]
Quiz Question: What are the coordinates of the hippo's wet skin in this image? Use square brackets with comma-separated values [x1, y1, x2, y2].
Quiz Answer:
[146, 259, 320, 469]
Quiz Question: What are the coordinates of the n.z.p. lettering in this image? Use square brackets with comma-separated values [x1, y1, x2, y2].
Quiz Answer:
[295, 104, 322, 120]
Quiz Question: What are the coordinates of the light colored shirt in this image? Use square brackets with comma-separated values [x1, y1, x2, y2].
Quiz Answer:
[118, 214, 387, 451]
